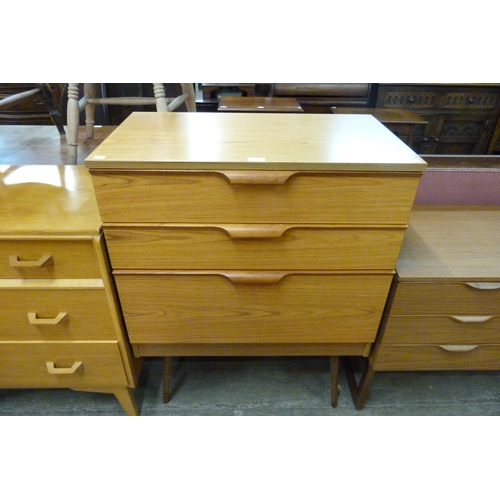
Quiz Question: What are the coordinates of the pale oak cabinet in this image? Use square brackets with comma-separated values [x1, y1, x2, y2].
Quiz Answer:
[346, 206, 500, 409]
[87, 112, 425, 405]
[0, 165, 141, 415]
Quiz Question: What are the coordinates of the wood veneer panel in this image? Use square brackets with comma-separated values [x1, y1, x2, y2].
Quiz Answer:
[115, 273, 393, 344]
[103, 225, 405, 271]
[92, 172, 420, 224]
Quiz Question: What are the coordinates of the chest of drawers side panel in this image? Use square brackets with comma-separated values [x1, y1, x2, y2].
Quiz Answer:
[92, 236, 142, 385]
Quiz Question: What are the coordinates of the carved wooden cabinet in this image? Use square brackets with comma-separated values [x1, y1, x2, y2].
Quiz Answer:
[0, 165, 141, 415]
[376, 84, 500, 154]
[87, 112, 425, 405]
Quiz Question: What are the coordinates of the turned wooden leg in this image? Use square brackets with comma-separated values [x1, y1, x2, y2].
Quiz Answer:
[114, 387, 139, 416]
[343, 357, 375, 410]
[84, 83, 97, 138]
[163, 356, 173, 403]
[330, 356, 339, 408]
[153, 83, 168, 112]
[66, 83, 80, 164]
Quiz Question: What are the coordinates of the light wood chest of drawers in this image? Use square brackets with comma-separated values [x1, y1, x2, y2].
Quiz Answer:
[86, 112, 425, 405]
[347, 206, 500, 409]
[0, 165, 141, 415]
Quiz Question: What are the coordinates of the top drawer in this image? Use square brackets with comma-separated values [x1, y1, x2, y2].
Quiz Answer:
[0, 239, 101, 279]
[442, 92, 499, 110]
[391, 281, 500, 315]
[377, 88, 440, 109]
[91, 171, 420, 224]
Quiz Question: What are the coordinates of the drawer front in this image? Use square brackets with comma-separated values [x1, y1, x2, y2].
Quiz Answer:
[373, 344, 500, 371]
[0, 289, 116, 341]
[391, 282, 500, 315]
[377, 89, 440, 109]
[0, 240, 101, 279]
[92, 172, 420, 224]
[382, 315, 500, 345]
[104, 226, 406, 271]
[0, 341, 128, 387]
[442, 92, 499, 110]
[115, 273, 393, 344]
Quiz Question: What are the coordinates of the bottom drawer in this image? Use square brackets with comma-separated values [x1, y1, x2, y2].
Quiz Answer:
[373, 344, 500, 370]
[0, 341, 128, 388]
[115, 272, 393, 344]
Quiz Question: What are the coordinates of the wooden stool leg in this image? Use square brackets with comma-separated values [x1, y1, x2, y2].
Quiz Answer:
[343, 357, 375, 410]
[181, 83, 197, 112]
[84, 83, 97, 138]
[330, 356, 340, 407]
[153, 83, 168, 112]
[163, 356, 173, 403]
[66, 83, 80, 164]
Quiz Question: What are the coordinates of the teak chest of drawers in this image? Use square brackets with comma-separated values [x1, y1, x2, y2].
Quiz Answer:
[0, 165, 141, 415]
[86, 112, 426, 405]
[346, 206, 500, 409]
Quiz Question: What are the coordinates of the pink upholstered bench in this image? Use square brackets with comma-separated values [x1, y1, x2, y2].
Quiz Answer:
[416, 156, 500, 205]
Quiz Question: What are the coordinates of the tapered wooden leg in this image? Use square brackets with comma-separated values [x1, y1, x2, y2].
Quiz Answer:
[343, 357, 375, 410]
[163, 356, 173, 403]
[73, 387, 139, 416]
[330, 356, 339, 407]
[114, 387, 139, 416]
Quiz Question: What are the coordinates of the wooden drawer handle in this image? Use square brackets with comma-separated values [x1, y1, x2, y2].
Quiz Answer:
[46, 361, 82, 374]
[9, 254, 54, 268]
[220, 225, 289, 239]
[451, 315, 494, 323]
[465, 282, 500, 290]
[221, 170, 298, 185]
[439, 345, 479, 353]
[221, 271, 288, 284]
[28, 312, 68, 325]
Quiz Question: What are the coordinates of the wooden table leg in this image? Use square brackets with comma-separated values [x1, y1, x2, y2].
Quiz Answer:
[163, 356, 173, 403]
[330, 356, 339, 407]
[343, 357, 375, 410]
[114, 387, 139, 416]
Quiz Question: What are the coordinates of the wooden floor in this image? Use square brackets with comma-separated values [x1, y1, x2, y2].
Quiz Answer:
[0, 125, 116, 165]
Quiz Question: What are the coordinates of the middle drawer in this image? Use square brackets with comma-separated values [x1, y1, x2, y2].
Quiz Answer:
[382, 315, 500, 345]
[104, 225, 405, 271]
[0, 288, 117, 341]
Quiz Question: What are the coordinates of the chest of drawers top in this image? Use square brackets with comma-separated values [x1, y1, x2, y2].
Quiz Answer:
[0, 165, 101, 237]
[396, 206, 500, 281]
[85, 112, 426, 172]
